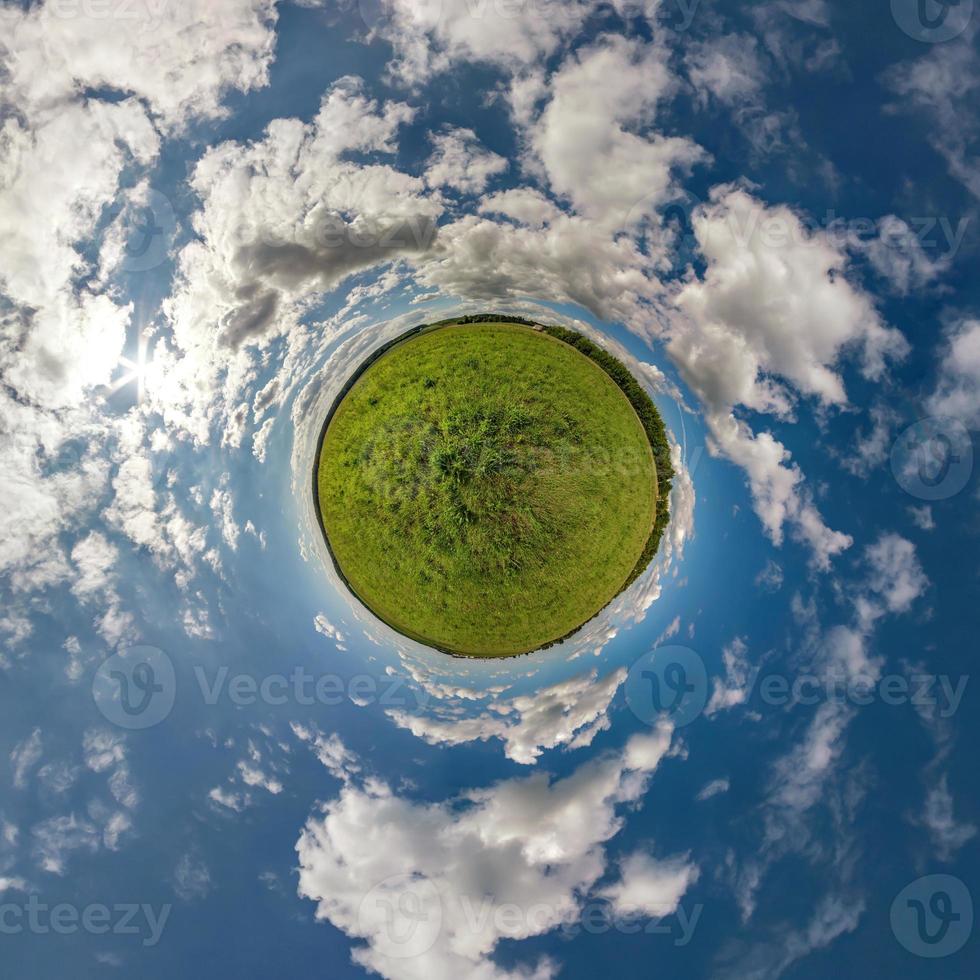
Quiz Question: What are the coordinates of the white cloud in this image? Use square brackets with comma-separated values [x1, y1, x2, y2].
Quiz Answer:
[907, 505, 935, 532]
[684, 34, 801, 157]
[841, 404, 898, 479]
[174, 852, 213, 902]
[530, 36, 704, 225]
[858, 215, 951, 294]
[32, 814, 100, 875]
[670, 186, 907, 566]
[293, 724, 363, 781]
[883, 30, 980, 201]
[297, 724, 675, 980]
[210, 485, 240, 552]
[706, 637, 756, 717]
[479, 189, 562, 229]
[236, 762, 283, 795]
[718, 893, 864, 980]
[697, 778, 730, 801]
[755, 559, 784, 592]
[733, 533, 928, 920]
[375, 0, 593, 85]
[313, 614, 347, 650]
[675, 186, 905, 410]
[83, 730, 127, 774]
[687, 35, 766, 107]
[387, 668, 627, 765]
[0, 1, 279, 132]
[157, 75, 439, 449]
[916, 776, 977, 861]
[0, 0, 283, 626]
[859, 533, 929, 628]
[11, 729, 43, 789]
[598, 851, 699, 918]
[425, 127, 507, 194]
[70, 533, 118, 599]
[926, 318, 980, 425]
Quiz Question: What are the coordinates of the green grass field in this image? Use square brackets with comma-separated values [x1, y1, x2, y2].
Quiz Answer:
[316, 322, 659, 657]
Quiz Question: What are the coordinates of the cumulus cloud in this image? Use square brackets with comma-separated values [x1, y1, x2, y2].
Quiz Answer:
[597, 851, 699, 918]
[857, 533, 929, 630]
[155, 74, 442, 453]
[0, 1, 278, 131]
[705, 638, 758, 717]
[425, 127, 508, 194]
[926, 318, 980, 425]
[530, 35, 704, 226]
[670, 186, 907, 566]
[370, 0, 594, 85]
[0, 0, 285, 643]
[387, 667, 627, 765]
[297, 724, 675, 980]
[857, 215, 953, 294]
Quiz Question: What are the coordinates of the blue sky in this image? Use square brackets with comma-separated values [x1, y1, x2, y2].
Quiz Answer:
[0, 0, 978, 977]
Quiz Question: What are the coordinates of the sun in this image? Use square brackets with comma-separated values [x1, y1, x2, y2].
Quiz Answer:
[110, 330, 152, 403]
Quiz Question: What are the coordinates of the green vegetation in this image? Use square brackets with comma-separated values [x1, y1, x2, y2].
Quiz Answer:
[315, 320, 669, 657]
[539, 325, 675, 586]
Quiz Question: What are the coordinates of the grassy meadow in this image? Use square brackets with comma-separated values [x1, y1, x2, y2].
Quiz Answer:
[316, 322, 659, 657]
